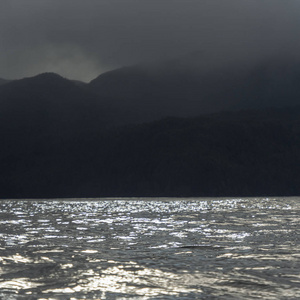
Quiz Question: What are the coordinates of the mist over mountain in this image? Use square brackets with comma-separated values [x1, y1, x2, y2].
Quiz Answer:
[3, 1, 300, 82]
[2, 54, 300, 126]
[89, 55, 300, 123]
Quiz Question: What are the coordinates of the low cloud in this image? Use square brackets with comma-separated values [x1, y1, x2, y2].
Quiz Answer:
[1, 0, 300, 81]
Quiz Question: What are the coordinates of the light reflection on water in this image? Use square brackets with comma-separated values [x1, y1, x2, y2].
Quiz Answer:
[0, 197, 299, 299]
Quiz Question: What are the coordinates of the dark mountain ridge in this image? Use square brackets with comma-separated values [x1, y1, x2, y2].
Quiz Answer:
[2, 55, 300, 127]
[2, 55, 300, 198]
[0, 72, 129, 138]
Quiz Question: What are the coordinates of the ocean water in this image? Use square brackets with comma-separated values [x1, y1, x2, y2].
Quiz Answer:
[0, 197, 299, 299]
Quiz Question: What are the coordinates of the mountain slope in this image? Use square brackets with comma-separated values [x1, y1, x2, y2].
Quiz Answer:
[89, 55, 300, 123]
[0, 72, 126, 139]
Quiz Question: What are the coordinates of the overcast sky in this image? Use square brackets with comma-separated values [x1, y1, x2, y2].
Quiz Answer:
[1, 0, 300, 81]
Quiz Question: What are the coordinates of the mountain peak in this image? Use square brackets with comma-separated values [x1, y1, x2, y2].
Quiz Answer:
[29, 72, 68, 83]
[0, 78, 11, 86]
[5, 72, 74, 90]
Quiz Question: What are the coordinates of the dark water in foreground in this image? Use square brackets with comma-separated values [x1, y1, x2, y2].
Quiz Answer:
[0, 197, 299, 299]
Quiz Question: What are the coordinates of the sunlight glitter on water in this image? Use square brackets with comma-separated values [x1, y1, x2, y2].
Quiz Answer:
[0, 197, 300, 299]
[42, 266, 205, 297]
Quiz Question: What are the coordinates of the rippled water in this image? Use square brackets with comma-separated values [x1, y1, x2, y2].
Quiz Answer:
[0, 197, 300, 299]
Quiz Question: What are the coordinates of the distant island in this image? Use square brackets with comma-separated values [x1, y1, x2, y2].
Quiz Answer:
[1, 54, 300, 198]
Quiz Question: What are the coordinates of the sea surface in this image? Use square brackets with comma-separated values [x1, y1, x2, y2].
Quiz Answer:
[0, 197, 299, 299]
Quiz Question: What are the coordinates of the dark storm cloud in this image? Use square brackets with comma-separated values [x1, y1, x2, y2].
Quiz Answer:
[1, 0, 300, 81]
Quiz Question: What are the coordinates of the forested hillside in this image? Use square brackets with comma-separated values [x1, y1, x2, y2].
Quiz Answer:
[1, 107, 300, 198]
